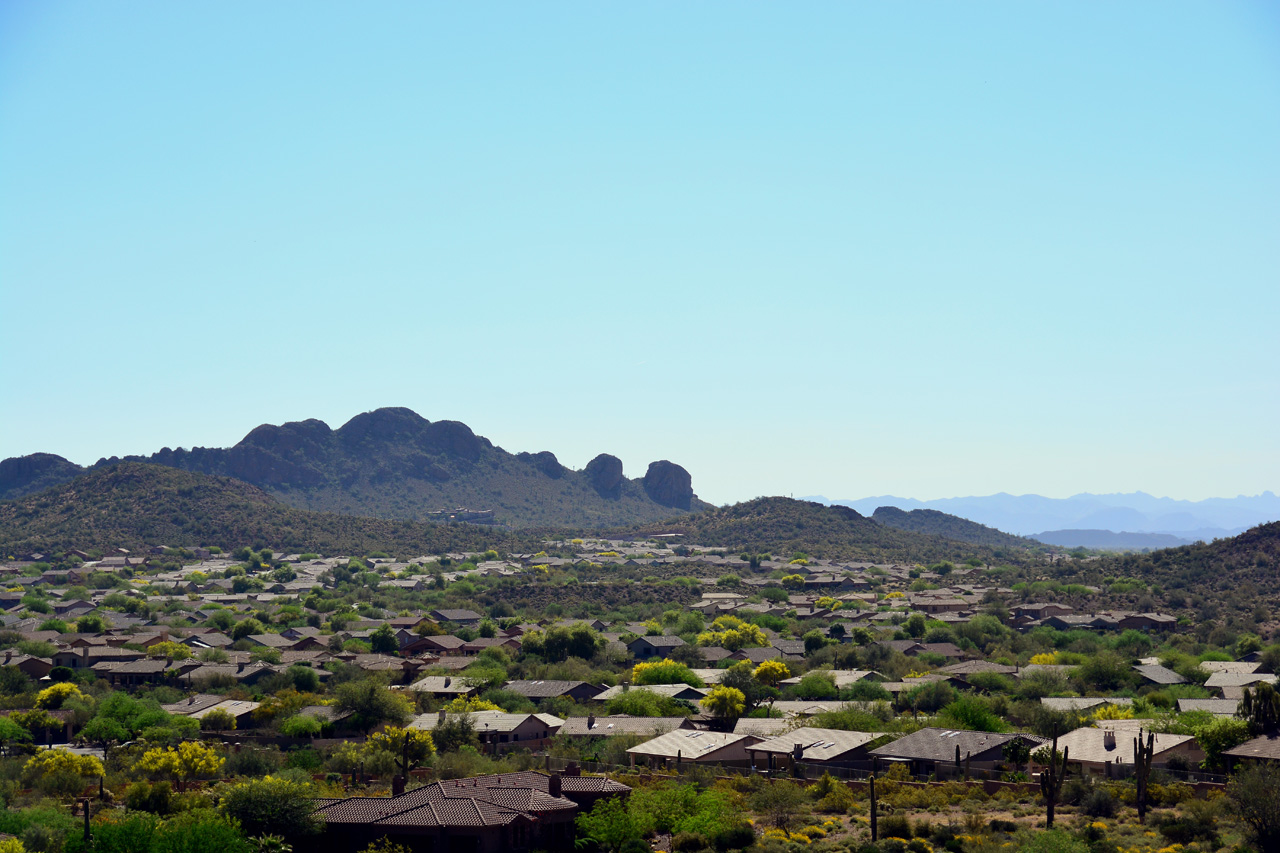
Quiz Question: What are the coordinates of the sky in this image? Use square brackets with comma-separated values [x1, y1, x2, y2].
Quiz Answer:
[2, 2, 1278, 507]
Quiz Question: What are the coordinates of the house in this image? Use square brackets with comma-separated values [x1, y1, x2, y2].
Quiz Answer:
[557, 715, 694, 739]
[1039, 698, 1133, 714]
[429, 610, 484, 627]
[626, 636, 686, 660]
[503, 681, 601, 703]
[1176, 699, 1240, 717]
[1, 653, 53, 680]
[409, 635, 469, 657]
[404, 676, 478, 699]
[745, 728, 879, 773]
[1223, 734, 1280, 766]
[627, 730, 762, 768]
[1204, 673, 1278, 695]
[409, 711, 564, 752]
[869, 728, 1046, 776]
[592, 684, 707, 703]
[1055, 727, 1204, 776]
[1133, 664, 1187, 686]
[315, 770, 623, 853]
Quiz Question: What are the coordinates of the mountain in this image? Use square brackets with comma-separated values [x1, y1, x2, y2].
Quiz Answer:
[0, 463, 524, 556]
[0, 408, 708, 529]
[0, 453, 83, 500]
[1085, 520, 1280, 607]
[870, 506, 1039, 550]
[623, 497, 1036, 564]
[1030, 529, 1195, 550]
[805, 491, 1280, 540]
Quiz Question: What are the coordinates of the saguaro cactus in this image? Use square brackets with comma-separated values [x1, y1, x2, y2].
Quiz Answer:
[869, 774, 878, 842]
[1134, 728, 1155, 824]
[1038, 735, 1069, 829]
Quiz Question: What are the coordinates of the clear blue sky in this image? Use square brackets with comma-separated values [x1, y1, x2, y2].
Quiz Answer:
[2, 2, 1277, 506]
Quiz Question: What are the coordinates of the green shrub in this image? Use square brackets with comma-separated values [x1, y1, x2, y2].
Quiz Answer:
[673, 832, 711, 852]
[878, 815, 911, 839]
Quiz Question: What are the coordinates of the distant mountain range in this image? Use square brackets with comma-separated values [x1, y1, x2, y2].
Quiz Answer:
[804, 491, 1280, 545]
[0, 407, 708, 529]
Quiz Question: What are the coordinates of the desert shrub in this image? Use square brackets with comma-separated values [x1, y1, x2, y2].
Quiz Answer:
[1081, 787, 1114, 818]
[22, 821, 66, 853]
[987, 818, 1017, 833]
[1156, 799, 1220, 847]
[125, 780, 173, 815]
[672, 832, 710, 853]
[712, 824, 755, 851]
[223, 745, 282, 778]
[878, 815, 911, 839]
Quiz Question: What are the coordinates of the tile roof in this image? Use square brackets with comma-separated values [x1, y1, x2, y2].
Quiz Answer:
[747, 727, 879, 761]
[870, 728, 1045, 763]
[627, 729, 759, 760]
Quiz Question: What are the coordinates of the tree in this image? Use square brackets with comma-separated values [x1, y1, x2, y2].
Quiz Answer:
[364, 725, 435, 775]
[79, 716, 128, 750]
[749, 780, 807, 830]
[1240, 682, 1280, 735]
[575, 795, 645, 853]
[231, 618, 266, 641]
[432, 714, 479, 753]
[279, 715, 323, 738]
[0, 716, 32, 755]
[370, 624, 399, 655]
[1195, 717, 1251, 772]
[219, 775, 324, 840]
[75, 614, 106, 633]
[1002, 736, 1032, 775]
[23, 748, 104, 784]
[633, 658, 704, 688]
[147, 641, 193, 660]
[134, 741, 224, 791]
[35, 682, 84, 709]
[701, 685, 746, 719]
[334, 679, 413, 732]
[719, 661, 776, 716]
[1226, 762, 1280, 852]
[753, 660, 790, 687]
[201, 708, 238, 731]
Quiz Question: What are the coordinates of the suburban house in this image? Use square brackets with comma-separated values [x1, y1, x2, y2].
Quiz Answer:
[1054, 727, 1204, 776]
[626, 636, 686, 660]
[627, 729, 762, 768]
[503, 681, 601, 703]
[557, 715, 694, 740]
[868, 728, 1046, 776]
[314, 770, 628, 853]
[745, 728, 879, 773]
[409, 711, 564, 752]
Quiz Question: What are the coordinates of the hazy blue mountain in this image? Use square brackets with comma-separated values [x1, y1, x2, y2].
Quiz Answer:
[1029, 529, 1195, 550]
[802, 491, 1280, 540]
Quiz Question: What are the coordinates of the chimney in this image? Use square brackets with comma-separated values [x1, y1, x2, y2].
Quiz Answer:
[548, 772, 562, 798]
[438, 709, 447, 724]
[189, 697, 195, 705]
[1103, 730, 1116, 749]
[444, 677, 451, 687]
[237, 662, 245, 673]
[3, 652, 9, 664]
[587, 714, 596, 729]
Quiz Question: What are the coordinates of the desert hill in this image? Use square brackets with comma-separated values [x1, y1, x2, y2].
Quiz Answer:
[0, 462, 524, 556]
[870, 506, 1040, 551]
[624, 496, 1036, 564]
[0, 407, 707, 529]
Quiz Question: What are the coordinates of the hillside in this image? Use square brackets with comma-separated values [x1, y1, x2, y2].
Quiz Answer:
[870, 506, 1039, 550]
[623, 497, 1036, 564]
[0, 407, 708, 529]
[1089, 520, 1280, 604]
[0, 463, 526, 557]
[1030, 529, 1194, 550]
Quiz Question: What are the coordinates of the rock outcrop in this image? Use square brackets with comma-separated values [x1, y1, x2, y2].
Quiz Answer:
[584, 454, 625, 499]
[643, 460, 694, 510]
